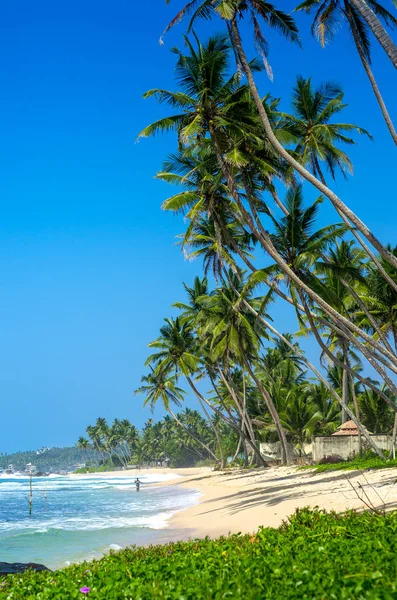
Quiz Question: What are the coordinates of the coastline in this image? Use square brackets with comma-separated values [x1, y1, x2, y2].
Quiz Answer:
[96, 465, 397, 540]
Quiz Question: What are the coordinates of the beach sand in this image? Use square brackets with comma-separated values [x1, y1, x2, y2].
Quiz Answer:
[101, 466, 397, 540]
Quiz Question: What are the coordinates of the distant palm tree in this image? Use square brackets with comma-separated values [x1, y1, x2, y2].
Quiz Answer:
[135, 366, 219, 462]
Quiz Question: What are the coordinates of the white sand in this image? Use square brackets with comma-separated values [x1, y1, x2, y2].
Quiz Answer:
[98, 465, 397, 539]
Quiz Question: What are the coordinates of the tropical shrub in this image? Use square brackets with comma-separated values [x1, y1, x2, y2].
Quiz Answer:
[3, 509, 397, 599]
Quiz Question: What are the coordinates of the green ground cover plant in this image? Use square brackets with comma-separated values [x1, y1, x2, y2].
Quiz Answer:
[302, 452, 397, 473]
[3, 508, 397, 599]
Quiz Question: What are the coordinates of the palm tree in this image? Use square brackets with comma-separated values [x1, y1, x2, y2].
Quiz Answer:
[283, 76, 371, 184]
[163, 0, 397, 267]
[158, 146, 257, 279]
[196, 269, 290, 464]
[359, 246, 397, 350]
[358, 381, 396, 433]
[135, 352, 218, 461]
[146, 30, 397, 378]
[280, 386, 322, 455]
[295, 0, 397, 144]
[306, 382, 341, 435]
[76, 437, 91, 467]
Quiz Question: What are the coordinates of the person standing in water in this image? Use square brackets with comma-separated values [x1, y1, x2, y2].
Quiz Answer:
[135, 478, 141, 492]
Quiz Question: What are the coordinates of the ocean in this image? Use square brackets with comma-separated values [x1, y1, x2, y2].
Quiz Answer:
[0, 473, 200, 569]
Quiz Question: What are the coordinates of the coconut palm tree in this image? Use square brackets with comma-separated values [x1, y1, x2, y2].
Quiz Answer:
[359, 246, 397, 350]
[135, 366, 219, 462]
[279, 387, 322, 455]
[295, 0, 397, 144]
[145, 31, 397, 377]
[143, 319, 224, 464]
[358, 381, 396, 433]
[196, 268, 290, 463]
[283, 76, 371, 184]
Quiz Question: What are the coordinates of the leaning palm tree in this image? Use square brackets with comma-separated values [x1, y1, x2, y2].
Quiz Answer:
[295, 0, 397, 144]
[146, 31, 397, 381]
[283, 76, 371, 184]
[162, 0, 397, 269]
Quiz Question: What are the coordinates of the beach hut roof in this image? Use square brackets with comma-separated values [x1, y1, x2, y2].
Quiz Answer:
[332, 420, 371, 436]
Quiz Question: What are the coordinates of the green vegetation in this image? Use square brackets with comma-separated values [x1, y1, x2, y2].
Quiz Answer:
[77, 413, 236, 469]
[127, 0, 397, 468]
[302, 452, 397, 473]
[3, 508, 397, 599]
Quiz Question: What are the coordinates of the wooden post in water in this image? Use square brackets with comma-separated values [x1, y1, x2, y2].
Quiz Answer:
[28, 472, 33, 515]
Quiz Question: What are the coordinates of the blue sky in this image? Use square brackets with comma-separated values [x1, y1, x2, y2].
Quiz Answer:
[0, 0, 396, 453]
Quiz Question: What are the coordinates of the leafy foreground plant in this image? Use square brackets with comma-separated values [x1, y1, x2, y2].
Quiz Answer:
[3, 508, 397, 599]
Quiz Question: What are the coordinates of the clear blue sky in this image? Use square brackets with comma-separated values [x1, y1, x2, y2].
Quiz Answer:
[0, 0, 396, 453]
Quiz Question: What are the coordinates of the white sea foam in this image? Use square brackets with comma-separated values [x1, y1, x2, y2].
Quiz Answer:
[108, 543, 122, 551]
[0, 509, 192, 533]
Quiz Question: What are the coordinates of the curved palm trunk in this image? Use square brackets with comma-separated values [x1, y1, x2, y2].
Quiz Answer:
[216, 136, 397, 370]
[299, 290, 397, 412]
[347, 11, 397, 145]
[186, 377, 262, 468]
[391, 413, 397, 459]
[241, 296, 385, 459]
[231, 429, 243, 464]
[216, 366, 256, 444]
[241, 355, 290, 466]
[229, 16, 397, 271]
[343, 281, 395, 353]
[206, 374, 268, 467]
[349, 0, 397, 68]
[347, 356, 363, 456]
[342, 339, 350, 424]
[189, 379, 225, 468]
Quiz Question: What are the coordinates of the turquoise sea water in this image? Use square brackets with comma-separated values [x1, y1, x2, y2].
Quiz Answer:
[0, 473, 199, 569]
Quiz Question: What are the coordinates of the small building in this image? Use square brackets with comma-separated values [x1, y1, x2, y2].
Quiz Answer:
[332, 420, 366, 436]
[313, 421, 392, 462]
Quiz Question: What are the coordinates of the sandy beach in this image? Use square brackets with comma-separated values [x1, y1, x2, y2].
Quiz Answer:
[100, 466, 397, 540]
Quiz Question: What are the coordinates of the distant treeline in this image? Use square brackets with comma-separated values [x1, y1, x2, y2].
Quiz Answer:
[0, 447, 100, 472]
[77, 413, 232, 469]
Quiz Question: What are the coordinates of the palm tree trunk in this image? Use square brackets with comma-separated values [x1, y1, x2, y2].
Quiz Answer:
[391, 413, 397, 459]
[206, 373, 268, 467]
[241, 296, 386, 459]
[347, 10, 397, 144]
[195, 388, 225, 468]
[188, 374, 254, 463]
[231, 430, 243, 465]
[222, 140, 397, 369]
[216, 366, 257, 445]
[241, 355, 291, 466]
[299, 290, 397, 411]
[349, 0, 397, 68]
[229, 16, 397, 271]
[342, 339, 349, 424]
[348, 364, 363, 456]
[342, 281, 395, 353]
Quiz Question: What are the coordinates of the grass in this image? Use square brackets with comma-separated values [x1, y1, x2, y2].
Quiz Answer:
[3, 508, 397, 599]
[301, 452, 397, 473]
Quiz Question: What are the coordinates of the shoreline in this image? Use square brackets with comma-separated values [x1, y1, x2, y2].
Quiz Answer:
[92, 465, 397, 540]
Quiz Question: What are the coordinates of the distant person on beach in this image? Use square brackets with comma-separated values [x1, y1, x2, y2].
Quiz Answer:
[135, 478, 141, 492]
